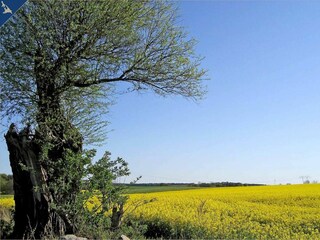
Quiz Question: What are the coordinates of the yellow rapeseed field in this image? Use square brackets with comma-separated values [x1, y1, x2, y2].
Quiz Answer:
[128, 184, 320, 239]
[1, 184, 320, 239]
[0, 197, 14, 209]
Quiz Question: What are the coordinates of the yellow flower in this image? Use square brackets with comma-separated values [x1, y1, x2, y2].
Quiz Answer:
[0, 198, 14, 209]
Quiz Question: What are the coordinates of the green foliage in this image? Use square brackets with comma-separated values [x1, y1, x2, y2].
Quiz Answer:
[47, 149, 93, 222]
[77, 152, 130, 237]
[0, 0, 205, 144]
[0, 174, 13, 195]
[86, 152, 129, 214]
[0, 206, 14, 239]
[47, 149, 145, 239]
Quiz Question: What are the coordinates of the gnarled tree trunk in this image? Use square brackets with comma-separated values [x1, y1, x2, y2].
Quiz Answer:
[5, 120, 81, 238]
[5, 125, 51, 239]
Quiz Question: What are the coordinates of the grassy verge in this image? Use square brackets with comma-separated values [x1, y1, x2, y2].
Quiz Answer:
[126, 185, 200, 194]
[0, 195, 13, 199]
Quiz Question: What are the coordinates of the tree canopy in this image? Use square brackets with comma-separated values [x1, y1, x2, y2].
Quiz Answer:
[0, 0, 206, 144]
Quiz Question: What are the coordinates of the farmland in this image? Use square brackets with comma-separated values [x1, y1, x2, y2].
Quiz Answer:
[128, 184, 320, 239]
[126, 185, 200, 194]
[1, 184, 320, 239]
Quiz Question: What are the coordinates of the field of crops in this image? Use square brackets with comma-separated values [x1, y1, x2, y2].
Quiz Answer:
[1, 184, 320, 239]
[0, 197, 14, 209]
[128, 184, 320, 239]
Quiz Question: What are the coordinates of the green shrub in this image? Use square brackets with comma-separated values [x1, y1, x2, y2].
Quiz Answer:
[49, 149, 146, 239]
[0, 206, 14, 239]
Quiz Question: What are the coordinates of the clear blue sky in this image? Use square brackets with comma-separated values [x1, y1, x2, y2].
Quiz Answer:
[1, 1, 320, 184]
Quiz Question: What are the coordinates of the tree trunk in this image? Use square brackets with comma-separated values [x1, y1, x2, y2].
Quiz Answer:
[5, 124, 51, 239]
[4, 49, 83, 238]
[5, 121, 82, 239]
[110, 204, 124, 230]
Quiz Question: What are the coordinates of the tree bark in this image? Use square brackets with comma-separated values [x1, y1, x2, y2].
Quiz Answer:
[5, 125, 51, 239]
[110, 204, 124, 230]
[5, 120, 82, 238]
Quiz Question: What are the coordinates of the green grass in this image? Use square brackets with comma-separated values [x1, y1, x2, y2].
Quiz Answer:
[0, 186, 197, 198]
[126, 185, 200, 194]
[0, 186, 197, 197]
[0, 195, 13, 198]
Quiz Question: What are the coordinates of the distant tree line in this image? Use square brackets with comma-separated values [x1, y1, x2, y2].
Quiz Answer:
[0, 173, 13, 194]
[190, 182, 265, 188]
[128, 182, 265, 188]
